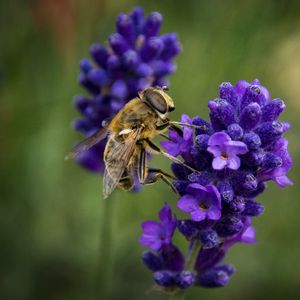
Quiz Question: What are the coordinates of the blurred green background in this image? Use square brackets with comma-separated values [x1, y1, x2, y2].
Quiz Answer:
[1, 0, 299, 299]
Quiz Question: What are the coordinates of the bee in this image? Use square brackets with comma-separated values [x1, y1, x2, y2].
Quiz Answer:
[66, 86, 201, 198]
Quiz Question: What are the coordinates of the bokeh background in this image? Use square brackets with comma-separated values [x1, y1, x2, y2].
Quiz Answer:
[1, 0, 299, 299]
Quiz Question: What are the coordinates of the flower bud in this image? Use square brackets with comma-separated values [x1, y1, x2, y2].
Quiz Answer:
[153, 271, 175, 287]
[188, 171, 214, 186]
[262, 98, 286, 122]
[215, 216, 243, 237]
[208, 98, 236, 127]
[195, 134, 210, 151]
[171, 163, 191, 180]
[160, 244, 185, 272]
[227, 123, 243, 140]
[122, 49, 139, 69]
[109, 33, 130, 55]
[151, 60, 176, 77]
[243, 199, 264, 217]
[254, 121, 284, 147]
[116, 13, 134, 45]
[87, 69, 109, 86]
[142, 251, 163, 272]
[79, 58, 92, 74]
[160, 33, 182, 60]
[231, 171, 258, 195]
[242, 84, 267, 107]
[177, 220, 198, 239]
[175, 271, 195, 289]
[218, 181, 234, 203]
[247, 182, 266, 198]
[111, 80, 128, 98]
[106, 55, 121, 73]
[243, 132, 261, 150]
[140, 37, 163, 62]
[198, 265, 235, 288]
[192, 116, 211, 135]
[129, 7, 144, 33]
[78, 73, 100, 95]
[240, 102, 262, 131]
[73, 95, 90, 113]
[262, 152, 282, 170]
[89, 43, 108, 68]
[225, 196, 245, 213]
[219, 82, 233, 101]
[135, 63, 153, 77]
[242, 149, 264, 167]
[173, 180, 189, 196]
[200, 229, 219, 249]
[143, 12, 163, 37]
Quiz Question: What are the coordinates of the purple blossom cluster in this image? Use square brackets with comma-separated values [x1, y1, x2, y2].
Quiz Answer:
[140, 79, 292, 290]
[72, 7, 181, 172]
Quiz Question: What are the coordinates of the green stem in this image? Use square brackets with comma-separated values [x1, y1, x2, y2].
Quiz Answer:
[186, 239, 200, 271]
[94, 196, 114, 300]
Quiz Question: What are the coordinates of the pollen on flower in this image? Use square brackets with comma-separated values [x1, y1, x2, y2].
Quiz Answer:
[199, 203, 209, 210]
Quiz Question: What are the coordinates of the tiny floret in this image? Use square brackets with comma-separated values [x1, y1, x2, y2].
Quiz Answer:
[207, 132, 248, 170]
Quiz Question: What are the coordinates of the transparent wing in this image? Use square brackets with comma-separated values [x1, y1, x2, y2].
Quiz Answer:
[103, 128, 142, 199]
[65, 127, 108, 160]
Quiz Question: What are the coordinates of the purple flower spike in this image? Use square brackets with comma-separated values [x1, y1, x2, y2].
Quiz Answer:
[207, 132, 248, 170]
[178, 184, 221, 221]
[140, 79, 292, 291]
[71, 7, 181, 172]
[140, 203, 176, 251]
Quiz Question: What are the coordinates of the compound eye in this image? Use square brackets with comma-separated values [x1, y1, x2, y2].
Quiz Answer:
[144, 90, 168, 114]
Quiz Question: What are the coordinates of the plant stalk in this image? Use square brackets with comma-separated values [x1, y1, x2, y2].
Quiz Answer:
[94, 195, 114, 300]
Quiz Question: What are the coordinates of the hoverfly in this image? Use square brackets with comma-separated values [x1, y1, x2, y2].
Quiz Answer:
[66, 86, 202, 199]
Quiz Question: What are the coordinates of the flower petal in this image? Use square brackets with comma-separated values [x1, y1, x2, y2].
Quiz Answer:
[212, 157, 228, 170]
[240, 225, 256, 244]
[181, 114, 193, 141]
[227, 155, 241, 170]
[141, 221, 162, 235]
[186, 183, 208, 198]
[177, 195, 198, 213]
[161, 141, 181, 157]
[274, 175, 293, 188]
[208, 132, 231, 147]
[225, 140, 248, 155]
[140, 221, 164, 250]
[190, 209, 206, 222]
[159, 203, 172, 224]
[207, 207, 221, 220]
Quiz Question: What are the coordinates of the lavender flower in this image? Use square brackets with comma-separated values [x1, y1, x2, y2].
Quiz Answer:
[140, 203, 176, 251]
[72, 7, 181, 172]
[140, 79, 292, 292]
[207, 132, 248, 170]
[177, 183, 221, 221]
[140, 204, 194, 289]
[161, 114, 193, 157]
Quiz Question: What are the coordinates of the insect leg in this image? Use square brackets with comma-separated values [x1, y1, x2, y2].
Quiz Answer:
[148, 168, 176, 180]
[138, 145, 148, 184]
[144, 168, 178, 194]
[159, 133, 170, 140]
[156, 122, 183, 136]
[169, 121, 208, 131]
[145, 139, 199, 173]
